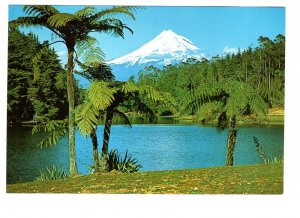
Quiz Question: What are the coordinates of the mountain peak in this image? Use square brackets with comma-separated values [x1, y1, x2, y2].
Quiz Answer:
[107, 30, 202, 65]
[156, 29, 178, 37]
[107, 30, 206, 80]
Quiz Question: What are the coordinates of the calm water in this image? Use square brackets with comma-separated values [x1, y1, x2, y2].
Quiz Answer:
[7, 123, 284, 184]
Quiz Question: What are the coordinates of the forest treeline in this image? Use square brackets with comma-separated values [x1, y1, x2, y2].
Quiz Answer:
[137, 34, 285, 116]
[7, 29, 79, 124]
[7, 29, 285, 124]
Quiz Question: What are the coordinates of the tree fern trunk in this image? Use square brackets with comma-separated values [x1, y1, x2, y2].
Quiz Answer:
[226, 115, 237, 166]
[67, 48, 78, 176]
[90, 127, 100, 173]
[101, 108, 114, 172]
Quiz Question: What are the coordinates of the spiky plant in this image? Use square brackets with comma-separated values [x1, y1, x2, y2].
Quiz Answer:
[184, 80, 267, 166]
[9, 5, 137, 176]
[107, 149, 142, 173]
[36, 165, 68, 181]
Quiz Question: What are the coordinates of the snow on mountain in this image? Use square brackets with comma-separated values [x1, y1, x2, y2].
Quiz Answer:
[107, 30, 206, 81]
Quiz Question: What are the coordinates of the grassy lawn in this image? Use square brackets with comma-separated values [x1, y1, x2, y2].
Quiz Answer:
[7, 163, 283, 194]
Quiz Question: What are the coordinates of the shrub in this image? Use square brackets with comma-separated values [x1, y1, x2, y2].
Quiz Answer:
[36, 165, 68, 181]
[107, 149, 142, 173]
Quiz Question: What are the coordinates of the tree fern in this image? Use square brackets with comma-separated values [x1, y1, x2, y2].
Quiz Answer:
[184, 80, 266, 119]
[183, 82, 223, 113]
[32, 119, 68, 148]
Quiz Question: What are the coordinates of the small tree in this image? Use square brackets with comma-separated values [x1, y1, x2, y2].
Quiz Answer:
[75, 62, 115, 173]
[76, 81, 176, 172]
[184, 80, 267, 166]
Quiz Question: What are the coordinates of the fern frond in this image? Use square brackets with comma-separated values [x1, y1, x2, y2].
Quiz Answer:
[75, 60, 114, 82]
[90, 18, 133, 37]
[23, 5, 59, 17]
[36, 130, 67, 148]
[9, 16, 45, 29]
[139, 85, 164, 102]
[76, 36, 105, 62]
[184, 79, 268, 125]
[113, 109, 132, 128]
[196, 101, 224, 122]
[87, 81, 116, 110]
[32, 119, 68, 148]
[182, 82, 222, 113]
[75, 6, 97, 18]
[75, 101, 99, 137]
[132, 97, 157, 123]
[121, 82, 138, 94]
[47, 13, 81, 28]
[249, 93, 268, 115]
[89, 6, 137, 22]
[225, 86, 245, 116]
[158, 91, 177, 115]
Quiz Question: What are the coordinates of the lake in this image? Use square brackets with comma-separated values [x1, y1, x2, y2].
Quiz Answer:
[7, 123, 284, 184]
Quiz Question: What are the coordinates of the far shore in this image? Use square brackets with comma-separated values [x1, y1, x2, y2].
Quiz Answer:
[12, 108, 284, 127]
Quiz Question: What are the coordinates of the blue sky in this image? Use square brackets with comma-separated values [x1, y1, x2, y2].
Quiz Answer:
[9, 5, 285, 62]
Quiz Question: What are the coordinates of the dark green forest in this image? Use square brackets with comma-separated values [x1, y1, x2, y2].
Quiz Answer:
[8, 29, 69, 124]
[137, 34, 285, 117]
[8, 30, 285, 125]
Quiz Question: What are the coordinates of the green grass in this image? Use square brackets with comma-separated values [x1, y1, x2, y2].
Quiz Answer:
[7, 163, 283, 194]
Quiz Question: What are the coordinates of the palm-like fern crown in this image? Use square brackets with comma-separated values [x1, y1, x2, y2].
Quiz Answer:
[185, 79, 267, 126]
[10, 6, 136, 50]
[76, 81, 177, 137]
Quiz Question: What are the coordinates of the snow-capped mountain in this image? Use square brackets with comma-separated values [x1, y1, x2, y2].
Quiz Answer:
[107, 30, 206, 81]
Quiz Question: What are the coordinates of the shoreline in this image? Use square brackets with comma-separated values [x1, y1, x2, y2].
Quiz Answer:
[9, 114, 284, 127]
